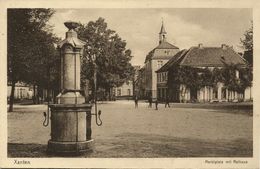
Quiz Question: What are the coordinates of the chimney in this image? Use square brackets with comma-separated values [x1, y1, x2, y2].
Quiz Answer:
[198, 43, 203, 49]
[221, 44, 227, 50]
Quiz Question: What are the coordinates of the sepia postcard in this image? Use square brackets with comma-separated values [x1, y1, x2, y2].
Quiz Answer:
[0, 0, 259, 169]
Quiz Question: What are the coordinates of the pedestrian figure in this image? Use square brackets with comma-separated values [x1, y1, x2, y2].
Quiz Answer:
[165, 96, 170, 108]
[134, 96, 138, 108]
[155, 99, 158, 110]
[148, 96, 152, 108]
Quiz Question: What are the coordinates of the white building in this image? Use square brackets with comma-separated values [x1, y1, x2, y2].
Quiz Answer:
[7, 82, 34, 100]
[143, 21, 179, 99]
[114, 80, 133, 98]
[156, 44, 253, 102]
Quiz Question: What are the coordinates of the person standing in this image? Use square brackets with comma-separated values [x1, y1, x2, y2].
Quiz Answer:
[165, 95, 170, 108]
[155, 99, 158, 110]
[148, 96, 152, 108]
[134, 95, 138, 108]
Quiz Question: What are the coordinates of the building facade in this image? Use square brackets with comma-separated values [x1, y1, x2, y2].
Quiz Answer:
[156, 44, 252, 102]
[113, 80, 133, 99]
[143, 22, 179, 99]
[7, 82, 34, 100]
[114, 65, 141, 99]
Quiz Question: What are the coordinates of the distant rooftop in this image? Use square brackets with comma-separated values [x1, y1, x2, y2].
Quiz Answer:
[157, 44, 247, 73]
[145, 41, 179, 62]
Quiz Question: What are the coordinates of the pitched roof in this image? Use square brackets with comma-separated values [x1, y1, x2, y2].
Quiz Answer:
[180, 46, 247, 67]
[156, 45, 248, 73]
[156, 49, 188, 73]
[156, 41, 179, 49]
[159, 22, 167, 34]
[145, 41, 179, 62]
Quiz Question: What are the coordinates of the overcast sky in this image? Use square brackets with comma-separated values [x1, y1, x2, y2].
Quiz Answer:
[49, 8, 252, 66]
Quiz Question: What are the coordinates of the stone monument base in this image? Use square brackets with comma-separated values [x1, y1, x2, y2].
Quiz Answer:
[47, 139, 94, 155]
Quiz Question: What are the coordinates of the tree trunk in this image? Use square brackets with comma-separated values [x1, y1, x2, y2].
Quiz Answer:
[33, 84, 36, 104]
[84, 80, 90, 103]
[47, 88, 49, 104]
[36, 84, 40, 104]
[108, 87, 111, 101]
[47, 68, 50, 104]
[8, 80, 16, 112]
[133, 79, 135, 98]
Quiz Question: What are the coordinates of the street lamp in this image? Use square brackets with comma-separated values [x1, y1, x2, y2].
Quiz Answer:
[92, 53, 97, 111]
[87, 26, 103, 126]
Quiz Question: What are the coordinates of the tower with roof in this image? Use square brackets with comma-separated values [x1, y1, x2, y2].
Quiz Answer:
[159, 20, 167, 44]
[143, 21, 179, 99]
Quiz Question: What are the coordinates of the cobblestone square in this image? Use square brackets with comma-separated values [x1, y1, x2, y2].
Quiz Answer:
[8, 100, 253, 157]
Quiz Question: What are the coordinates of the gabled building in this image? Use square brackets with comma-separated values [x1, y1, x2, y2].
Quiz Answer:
[114, 65, 141, 99]
[144, 21, 179, 99]
[114, 80, 133, 99]
[156, 44, 252, 102]
[156, 49, 188, 101]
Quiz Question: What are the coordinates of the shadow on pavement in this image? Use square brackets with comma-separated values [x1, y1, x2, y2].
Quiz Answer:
[8, 133, 252, 158]
[8, 143, 50, 157]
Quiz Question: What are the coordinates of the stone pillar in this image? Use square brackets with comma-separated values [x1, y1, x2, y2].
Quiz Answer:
[217, 84, 222, 101]
[226, 89, 228, 101]
[56, 23, 85, 104]
[210, 87, 213, 101]
[48, 21, 93, 155]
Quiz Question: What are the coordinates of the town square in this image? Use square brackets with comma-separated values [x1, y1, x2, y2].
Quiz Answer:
[6, 8, 254, 158]
[8, 100, 252, 157]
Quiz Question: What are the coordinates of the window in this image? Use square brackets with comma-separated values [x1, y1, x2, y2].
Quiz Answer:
[157, 60, 163, 68]
[162, 73, 165, 81]
[127, 89, 131, 96]
[213, 88, 218, 99]
[161, 72, 167, 82]
[164, 50, 170, 54]
[221, 88, 226, 99]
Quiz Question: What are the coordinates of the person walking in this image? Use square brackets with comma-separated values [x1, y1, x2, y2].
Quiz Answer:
[165, 96, 170, 108]
[134, 95, 138, 108]
[155, 99, 158, 110]
[148, 96, 152, 108]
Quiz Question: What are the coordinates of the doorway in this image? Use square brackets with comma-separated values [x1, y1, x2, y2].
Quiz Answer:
[190, 87, 197, 102]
